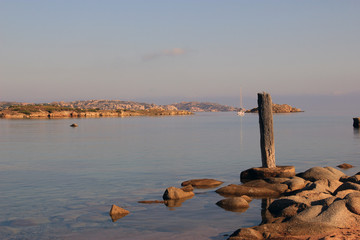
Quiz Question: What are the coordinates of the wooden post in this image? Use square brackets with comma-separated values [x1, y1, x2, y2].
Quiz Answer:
[258, 92, 276, 168]
[353, 118, 360, 129]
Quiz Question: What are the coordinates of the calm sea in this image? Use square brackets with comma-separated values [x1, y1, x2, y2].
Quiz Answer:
[0, 112, 359, 240]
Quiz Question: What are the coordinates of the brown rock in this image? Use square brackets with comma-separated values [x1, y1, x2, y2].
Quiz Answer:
[216, 197, 250, 212]
[180, 184, 194, 192]
[244, 179, 289, 193]
[162, 186, 195, 200]
[181, 178, 223, 188]
[216, 184, 280, 198]
[228, 228, 263, 240]
[109, 204, 129, 222]
[337, 163, 354, 169]
[345, 193, 360, 215]
[138, 200, 166, 204]
[240, 166, 295, 182]
[283, 177, 306, 192]
[298, 166, 346, 182]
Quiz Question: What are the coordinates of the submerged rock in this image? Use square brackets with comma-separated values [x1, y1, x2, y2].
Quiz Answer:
[181, 179, 223, 188]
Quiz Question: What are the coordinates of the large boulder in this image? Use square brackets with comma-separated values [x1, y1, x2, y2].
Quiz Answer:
[297, 166, 346, 182]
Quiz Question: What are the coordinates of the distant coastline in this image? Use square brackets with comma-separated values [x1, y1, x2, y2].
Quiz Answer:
[0, 100, 303, 119]
[0, 104, 192, 119]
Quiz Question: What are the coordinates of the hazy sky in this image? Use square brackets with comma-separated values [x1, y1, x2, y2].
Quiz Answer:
[1, 1, 359, 112]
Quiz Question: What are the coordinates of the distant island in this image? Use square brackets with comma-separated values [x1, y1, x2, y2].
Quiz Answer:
[0, 100, 302, 119]
[246, 103, 303, 113]
[0, 104, 192, 119]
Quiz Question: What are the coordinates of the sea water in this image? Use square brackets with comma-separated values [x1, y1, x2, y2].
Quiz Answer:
[0, 112, 359, 239]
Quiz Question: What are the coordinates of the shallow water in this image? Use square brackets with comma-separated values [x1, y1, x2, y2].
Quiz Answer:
[0, 112, 359, 239]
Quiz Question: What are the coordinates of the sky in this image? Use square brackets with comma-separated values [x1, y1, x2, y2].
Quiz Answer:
[1, 1, 359, 114]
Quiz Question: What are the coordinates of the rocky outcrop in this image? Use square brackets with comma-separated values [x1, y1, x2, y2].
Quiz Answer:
[226, 168, 360, 240]
[246, 103, 302, 113]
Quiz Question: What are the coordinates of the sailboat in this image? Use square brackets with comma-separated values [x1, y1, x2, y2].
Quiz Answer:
[237, 88, 245, 116]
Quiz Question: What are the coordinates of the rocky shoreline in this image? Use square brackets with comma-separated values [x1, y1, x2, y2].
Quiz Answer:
[0, 107, 192, 119]
[111, 165, 360, 240]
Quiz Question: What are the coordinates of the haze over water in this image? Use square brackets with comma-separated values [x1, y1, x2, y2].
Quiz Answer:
[0, 112, 359, 239]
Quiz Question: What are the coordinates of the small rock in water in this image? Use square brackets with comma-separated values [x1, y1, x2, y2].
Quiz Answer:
[163, 186, 194, 200]
[216, 197, 250, 212]
[138, 200, 166, 204]
[109, 204, 129, 222]
[70, 123, 78, 127]
[181, 179, 223, 188]
[337, 163, 353, 169]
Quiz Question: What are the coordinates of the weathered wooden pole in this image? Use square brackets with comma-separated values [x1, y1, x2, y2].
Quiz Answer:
[353, 118, 360, 129]
[258, 92, 276, 168]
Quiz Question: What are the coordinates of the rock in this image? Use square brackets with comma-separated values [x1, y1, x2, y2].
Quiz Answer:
[337, 163, 354, 169]
[341, 174, 360, 184]
[297, 166, 346, 182]
[244, 179, 289, 193]
[354, 117, 360, 129]
[162, 186, 195, 200]
[345, 193, 360, 215]
[240, 166, 295, 182]
[181, 178, 223, 188]
[311, 199, 359, 228]
[109, 204, 129, 222]
[283, 177, 306, 192]
[216, 197, 250, 212]
[138, 200, 166, 204]
[228, 228, 263, 240]
[241, 195, 252, 202]
[334, 182, 360, 195]
[216, 184, 280, 198]
[268, 198, 307, 218]
[304, 179, 343, 193]
[181, 185, 194, 192]
[70, 123, 78, 127]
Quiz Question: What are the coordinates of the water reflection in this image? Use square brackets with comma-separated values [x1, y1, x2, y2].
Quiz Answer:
[354, 128, 360, 138]
[261, 198, 274, 224]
